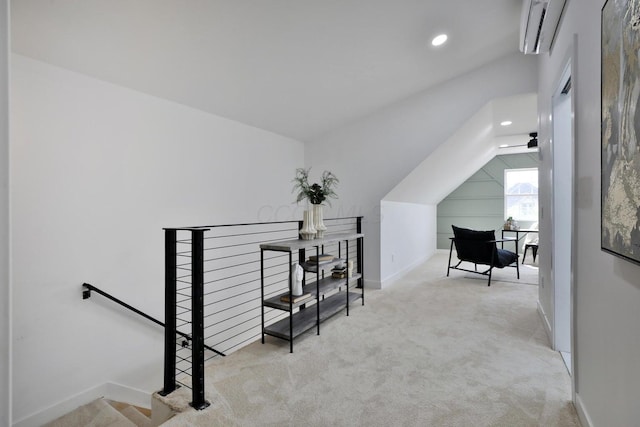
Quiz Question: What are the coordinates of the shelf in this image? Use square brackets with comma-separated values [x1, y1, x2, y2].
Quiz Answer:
[260, 229, 364, 352]
[259, 232, 364, 252]
[263, 294, 314, 311]
[263, 274, 362, 311]
[306, 273, 361, 297]
[263, 291, 362, 341]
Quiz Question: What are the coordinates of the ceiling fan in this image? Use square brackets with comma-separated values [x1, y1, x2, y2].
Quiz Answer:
[498, 132, 538, 149]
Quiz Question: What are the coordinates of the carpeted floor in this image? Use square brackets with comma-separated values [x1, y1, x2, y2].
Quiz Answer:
[161, 250, 579, 426]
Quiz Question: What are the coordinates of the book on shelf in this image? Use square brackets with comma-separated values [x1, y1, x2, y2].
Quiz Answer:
[332, 272, 347, 279]
[280, 293, 312, 303]
[308, 253, 334, 262]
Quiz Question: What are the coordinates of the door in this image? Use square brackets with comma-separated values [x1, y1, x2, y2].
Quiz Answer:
[551, 63, 573, 373]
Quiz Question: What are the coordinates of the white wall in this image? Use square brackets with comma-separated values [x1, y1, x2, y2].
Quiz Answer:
[380, 201, 436, 288]
[10, 55, 304, 424]
[306, 53, 538, 287]
[1, 1, 10, 425]
[538, 1, 640, 425]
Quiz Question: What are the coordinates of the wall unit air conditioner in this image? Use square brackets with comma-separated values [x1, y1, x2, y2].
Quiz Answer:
[519, 0, 567, 54]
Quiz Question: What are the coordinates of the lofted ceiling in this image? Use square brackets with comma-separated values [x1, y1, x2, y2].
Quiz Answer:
[385, 93, 539, 205]
[11, 0, 524, 142]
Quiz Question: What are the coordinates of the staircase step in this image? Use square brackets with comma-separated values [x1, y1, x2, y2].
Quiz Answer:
[43, 398, 136, 427]
[118, 405, 153, 427]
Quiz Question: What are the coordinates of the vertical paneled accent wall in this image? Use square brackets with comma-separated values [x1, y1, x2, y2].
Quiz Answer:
[436, 153, 539, 249]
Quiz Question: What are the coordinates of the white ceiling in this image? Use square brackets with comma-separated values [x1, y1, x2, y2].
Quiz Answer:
[385, 93, 538, 205]
[11, 0, 524, 142]
[492, 93, 538, 139]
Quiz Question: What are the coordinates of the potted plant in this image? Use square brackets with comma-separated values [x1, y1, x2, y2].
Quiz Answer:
[293, 168, 339, 239]
[504, 216, 514, 230]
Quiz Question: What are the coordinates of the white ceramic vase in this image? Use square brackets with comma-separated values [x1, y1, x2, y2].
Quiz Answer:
[299, 209, 317, 240]
[312, 204, 327, 238]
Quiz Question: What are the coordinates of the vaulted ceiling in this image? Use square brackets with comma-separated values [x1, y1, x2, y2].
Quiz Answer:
[11, 0, 524, 141]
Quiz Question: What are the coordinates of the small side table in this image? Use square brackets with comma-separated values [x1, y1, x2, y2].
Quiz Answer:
[501, 229, 539, 261]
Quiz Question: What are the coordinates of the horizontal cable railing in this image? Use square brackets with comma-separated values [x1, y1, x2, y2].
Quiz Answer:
[160, 217, 363, 409]
[82, 283, 224, 356]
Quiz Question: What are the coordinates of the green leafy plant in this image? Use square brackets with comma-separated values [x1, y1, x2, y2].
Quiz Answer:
[293, 168, 339, 205]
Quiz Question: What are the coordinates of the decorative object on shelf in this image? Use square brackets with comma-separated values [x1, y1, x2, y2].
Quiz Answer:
[347, 260, 354, 278]
[299, 209, 317, 240]
[331, 265, 347, 279]
[504, 217, 519, 230]
[292, 167, 339, 205]
[504, 216, 514, 230]
[292, 168, 339, 239]
[280, 293, 311, 304]
[313, 204, 327, 238]
[291, 262, 304, 296]
[308, 253, 334, 262]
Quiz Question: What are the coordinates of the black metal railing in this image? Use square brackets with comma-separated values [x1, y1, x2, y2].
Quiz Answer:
[83, 283, 166, 327]
[160, 216, 363, 410]
[82, 283, 223, 356]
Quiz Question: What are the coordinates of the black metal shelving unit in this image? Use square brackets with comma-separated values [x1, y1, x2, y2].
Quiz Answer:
[260, 232, 364, 353]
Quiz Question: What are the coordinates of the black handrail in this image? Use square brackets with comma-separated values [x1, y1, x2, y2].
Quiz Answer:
[82, 283, 225, 357]
[173, 216, 363, 230]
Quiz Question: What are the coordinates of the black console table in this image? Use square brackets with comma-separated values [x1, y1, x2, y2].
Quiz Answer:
[260, 232, 364, 353]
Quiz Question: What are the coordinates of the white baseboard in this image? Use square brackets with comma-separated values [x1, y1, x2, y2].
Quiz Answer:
[13, 382, 152, 427]
[380, 254, 430, 289]
[365, 279, 382, 290]
[575, 393, 594, 427]
[537, 300, 553, 346]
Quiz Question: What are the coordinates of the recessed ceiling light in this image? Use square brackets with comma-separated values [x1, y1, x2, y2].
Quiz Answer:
[431, 34, 448, 47]
[499, 144, 510, 148]
[500, 120, 513, 126]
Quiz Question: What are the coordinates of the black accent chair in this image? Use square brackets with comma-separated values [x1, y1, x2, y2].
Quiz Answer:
[447, 225, 519, 286]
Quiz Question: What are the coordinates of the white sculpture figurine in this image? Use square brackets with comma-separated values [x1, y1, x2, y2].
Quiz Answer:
[291, 263, 304, 296]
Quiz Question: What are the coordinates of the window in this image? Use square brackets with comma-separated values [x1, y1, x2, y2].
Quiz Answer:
[504, 168, 539, 221]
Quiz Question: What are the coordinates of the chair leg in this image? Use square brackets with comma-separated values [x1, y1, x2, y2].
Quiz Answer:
[447, 239, 454, 277]
[488, 248, 495, 286]
[522, 245, 528, 264]
[532, 246, 538, 262]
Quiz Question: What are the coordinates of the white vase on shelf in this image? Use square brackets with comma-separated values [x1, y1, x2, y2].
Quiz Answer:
[312, 204, 327, 238]
[299, 209, 317, 240]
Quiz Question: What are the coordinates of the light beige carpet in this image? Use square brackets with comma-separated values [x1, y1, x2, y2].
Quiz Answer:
[160, 250, 578, 426]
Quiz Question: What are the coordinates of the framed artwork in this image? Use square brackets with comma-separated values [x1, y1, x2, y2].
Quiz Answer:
[601, 0, 640, 264]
